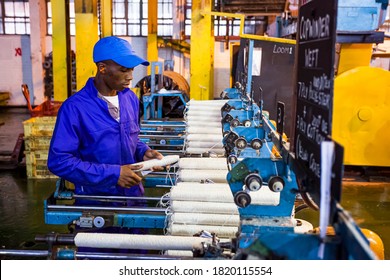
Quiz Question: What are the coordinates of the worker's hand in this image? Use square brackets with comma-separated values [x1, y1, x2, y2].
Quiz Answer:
[143, 149, 165, 171]
[117, 164, 143, 188]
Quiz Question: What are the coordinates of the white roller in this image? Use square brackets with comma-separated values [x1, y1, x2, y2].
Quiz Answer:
[186, 120, 221, 128]
[74, 233, 211, 250]
[186, 126, 222, 134]
[177, 169, 228, 183]
[131, 155, 179, 171]
[170, 187, 233, 203]
[186, 105, 224, 112]
[186, 134, 223, 142]
[167, 224, 238, 238]
[186, 141, 224, 149]
[164, 250, 194, 256]
[171, 212, 239, 226]
[187, 99, 228, 106]
[186, 110, 221, 117]
[185, 115, 221, 122]
[175, 182, 229, 189]
[170, 185, 280, 205]
[185, 147, 225, 155]
[178, 158, 227, 170]
[170, 200, 239, 214]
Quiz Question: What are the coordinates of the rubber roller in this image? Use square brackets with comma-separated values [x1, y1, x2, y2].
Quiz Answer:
[245, 173, 263, 191]
[268, 176, 285, 192]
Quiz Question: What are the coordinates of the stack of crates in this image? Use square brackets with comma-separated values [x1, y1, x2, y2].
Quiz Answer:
[23, 116, 57, 179]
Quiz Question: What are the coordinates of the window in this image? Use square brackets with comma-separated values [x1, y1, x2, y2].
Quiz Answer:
[0, 0, 30, 35]
[112, 0, 173, 36]
[112, 0, 147, 36]
[184, 0, 241, 37]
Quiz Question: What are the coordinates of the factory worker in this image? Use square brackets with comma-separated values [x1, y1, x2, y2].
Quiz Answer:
[48, 36, 163, 206]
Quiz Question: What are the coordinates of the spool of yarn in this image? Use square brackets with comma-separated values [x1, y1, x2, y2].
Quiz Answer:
[186, 141, 224, 149]
[74, 233, 211, 250]
[177, 169, 228, 183]
[170, 200, 239, 214]
[167, 224, 238, 238]
[186, 126, 222, 135]
[171, 212, 239, 226]
[185, 147, 225, 155]
[186, 134, 223, 142]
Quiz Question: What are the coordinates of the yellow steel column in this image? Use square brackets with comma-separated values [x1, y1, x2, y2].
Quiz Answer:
[148, 0, 158, 74]
[190, 0, 214, 100]
[51, 0, 71, 101]
[100, 0, 113, 37]
[75, 0, 99, 91]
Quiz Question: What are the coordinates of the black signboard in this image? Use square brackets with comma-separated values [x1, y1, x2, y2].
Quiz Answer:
[293, 0, 338, 205]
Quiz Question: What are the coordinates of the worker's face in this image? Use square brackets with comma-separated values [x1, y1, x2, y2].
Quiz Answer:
[99, 60, 134, 91]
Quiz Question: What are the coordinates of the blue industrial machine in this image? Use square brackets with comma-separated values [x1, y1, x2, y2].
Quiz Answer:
[138, 61, 189, 156]
[1, 1, 386, 261]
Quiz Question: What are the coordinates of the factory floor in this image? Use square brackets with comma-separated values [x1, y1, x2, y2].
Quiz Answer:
[1, 107, 390, 260]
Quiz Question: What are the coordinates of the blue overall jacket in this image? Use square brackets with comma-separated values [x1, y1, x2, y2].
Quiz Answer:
[47, 78, 150, 197]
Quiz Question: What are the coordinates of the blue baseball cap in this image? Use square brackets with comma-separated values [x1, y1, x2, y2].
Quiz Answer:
[93, 36, 149, 68]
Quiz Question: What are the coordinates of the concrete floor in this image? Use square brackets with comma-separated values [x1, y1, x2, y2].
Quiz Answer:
[1, 107, 389, 259]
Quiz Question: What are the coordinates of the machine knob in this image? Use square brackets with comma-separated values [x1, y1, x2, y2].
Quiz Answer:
[221, 103, 233, 112]
[230, 118, 241, 128]
[228, 155, 238, 164]
[250, 138, 263, 150]
[222, 113, 233, 124]
[245, 173, 263, 191]
[234, 191, 251, 208]
[243, 120, 252, 127]
[235, 137, 247, 149]
[93, 216, 105, 228]
[268, 176, 285, 192]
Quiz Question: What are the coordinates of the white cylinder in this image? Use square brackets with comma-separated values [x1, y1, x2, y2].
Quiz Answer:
[74, 233, 211, 250]
[164, 250, 194, 256]
[186, 141, 224, 149]
[186, 120, 221, 128]
[170, 186, 233, 202]
[171, 212, 240, 226]
[186, 105, 224, 112]
[175, 182, 230, 189]
[186, 126, 222, 135]
[185, 147, 225, 155]
[186, 110, 221, 117]
[177, 169, 228, 183]
[178, 158, 227, 170]
[170, 200, 239, 214]
[186, 134, 222, 142]
[170, 184, 280, 205]
[167, 224, 238, 238]
[187, 99, 228, 106]
[185, 115, 221, 122]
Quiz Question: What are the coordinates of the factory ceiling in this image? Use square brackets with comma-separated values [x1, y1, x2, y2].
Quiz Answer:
[218, 0, 287, 15]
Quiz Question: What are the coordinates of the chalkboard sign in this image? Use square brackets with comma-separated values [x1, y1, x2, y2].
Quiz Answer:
[293, 0, 338, 205]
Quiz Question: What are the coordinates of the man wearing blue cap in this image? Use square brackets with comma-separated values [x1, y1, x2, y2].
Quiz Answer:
[48, 36, 163, 205]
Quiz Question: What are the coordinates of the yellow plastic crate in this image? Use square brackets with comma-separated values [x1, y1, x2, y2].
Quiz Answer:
[24, 136, 52, 151]
[23, 116, 56, 137]
[25, 150, 58, 179]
